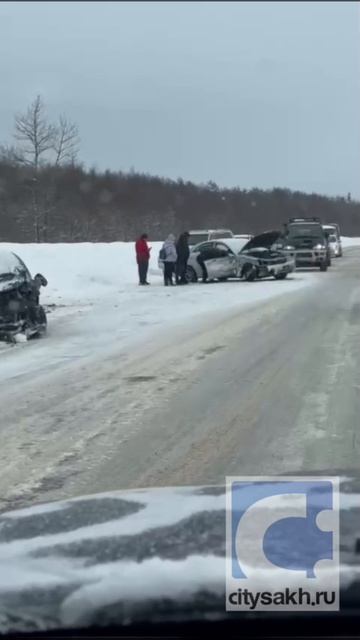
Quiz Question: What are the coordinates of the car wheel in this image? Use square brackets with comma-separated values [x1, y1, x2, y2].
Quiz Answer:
[218, 277, 228, 282]
[274, 272, 287, 280]
[185, 266, 198, 283]
[242, 264, 257, 281]
[320, 262, 328, 272]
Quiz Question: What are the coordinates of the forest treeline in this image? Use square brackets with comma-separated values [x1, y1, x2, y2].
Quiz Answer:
[1, 96, 359, 242]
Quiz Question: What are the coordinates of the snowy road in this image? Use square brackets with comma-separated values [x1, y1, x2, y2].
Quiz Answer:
[0, 243, 359, 511]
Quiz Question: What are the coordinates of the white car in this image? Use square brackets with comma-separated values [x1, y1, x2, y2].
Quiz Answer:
[329, 223, 343, 256]
[323, 224, 342, 257]
[328, 233, 341, 258]
[158, 229, 235, 270]
[186, 232, 295, 282]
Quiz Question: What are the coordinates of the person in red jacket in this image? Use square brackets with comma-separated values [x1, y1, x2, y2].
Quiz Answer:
[135, 233, 151, 285]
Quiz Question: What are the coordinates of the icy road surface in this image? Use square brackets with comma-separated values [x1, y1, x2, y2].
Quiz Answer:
[0, 239, 359, 511]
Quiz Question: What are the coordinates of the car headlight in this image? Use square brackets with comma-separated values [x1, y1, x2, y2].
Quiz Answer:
[315, 244, 325, 250]
[284, 245, 294, 251]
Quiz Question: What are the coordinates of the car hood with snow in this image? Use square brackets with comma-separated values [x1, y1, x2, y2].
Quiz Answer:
[1, 477, 360, 634]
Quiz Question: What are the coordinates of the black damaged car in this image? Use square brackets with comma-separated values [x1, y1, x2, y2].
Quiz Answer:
[0, 250, 48, 343]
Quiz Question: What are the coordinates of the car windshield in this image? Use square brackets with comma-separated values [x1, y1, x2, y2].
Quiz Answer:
[287, 225, 323, 237]
[289, 234, 325, 242]
[0, 0, 359, 631]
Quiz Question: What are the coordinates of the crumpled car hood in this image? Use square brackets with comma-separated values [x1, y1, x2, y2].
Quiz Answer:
[0, 479, 360, 633]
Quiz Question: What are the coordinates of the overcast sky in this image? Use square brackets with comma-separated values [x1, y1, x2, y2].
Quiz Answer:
[0, 1, 359, 197]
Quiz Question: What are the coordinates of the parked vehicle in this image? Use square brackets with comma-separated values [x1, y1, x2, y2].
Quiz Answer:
[322, 225, 341, 258]
[159, 229, 235, 270]
[325, 223, 343, 257]
[282, 217, 331, 271]
[186, 231, 295, 283]
[330, 222, 342, 241]
[0, 250, 48, 343]
[188, 229, 234, 246]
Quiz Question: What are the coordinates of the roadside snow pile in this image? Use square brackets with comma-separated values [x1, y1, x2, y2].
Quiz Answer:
[0, 242, 163, 305]
[341, 236, 360, 248]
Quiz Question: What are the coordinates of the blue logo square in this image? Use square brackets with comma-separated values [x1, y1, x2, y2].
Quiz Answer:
[226, 476, 339, 611]
[231, 479, 334, 578]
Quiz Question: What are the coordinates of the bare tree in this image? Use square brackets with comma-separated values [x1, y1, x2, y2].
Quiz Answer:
[14, 95, 56, 171]
[53, 115, 80, 166]
[13, 96, 55, 241]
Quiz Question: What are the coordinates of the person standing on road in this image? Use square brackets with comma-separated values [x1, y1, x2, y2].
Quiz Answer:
[176, 231, 190, 285]
[161, 234, 177, 286]
[135, 233, 151, 285]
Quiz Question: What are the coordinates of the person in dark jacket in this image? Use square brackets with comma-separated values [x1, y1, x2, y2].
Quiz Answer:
[176, 231, 190, 285]
[196, 246, 229, 282]
[135, 233, 151, 285]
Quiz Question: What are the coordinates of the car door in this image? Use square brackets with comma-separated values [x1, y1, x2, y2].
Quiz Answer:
[190, 242, 215, 278]
[206, 242, 236, 278]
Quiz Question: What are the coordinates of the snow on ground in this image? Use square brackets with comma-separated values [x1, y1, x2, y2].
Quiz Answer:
[0, 238, 357, 382]
[341, 236, 360, 248]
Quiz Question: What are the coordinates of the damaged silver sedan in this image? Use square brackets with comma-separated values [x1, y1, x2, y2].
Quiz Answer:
[186, 231, 296, 283]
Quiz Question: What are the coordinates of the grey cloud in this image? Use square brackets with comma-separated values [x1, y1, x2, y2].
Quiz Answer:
[0, 1, 359, 197]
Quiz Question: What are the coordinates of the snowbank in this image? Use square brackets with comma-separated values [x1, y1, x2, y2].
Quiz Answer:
[0, 250, 23, 274]
[0, 242, 163, 305]
[341, 236, 360, 248]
